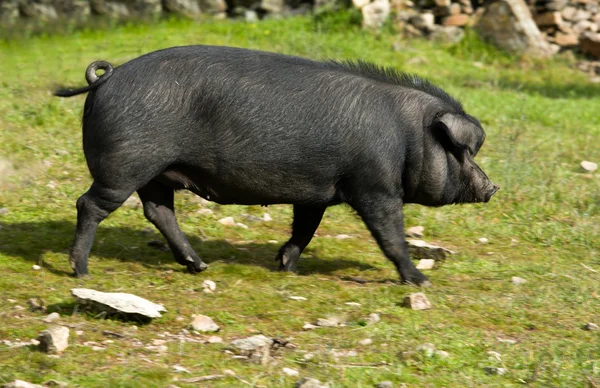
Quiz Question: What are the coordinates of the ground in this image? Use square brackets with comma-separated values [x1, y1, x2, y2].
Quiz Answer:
[0, 16, 599, 388]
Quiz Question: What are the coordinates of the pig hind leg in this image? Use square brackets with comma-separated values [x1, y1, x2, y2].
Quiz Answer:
[352, 196, 430, 286]
[276, 205, 326, 272]
[70, 181, 134, 276]
[137, 180, 208, 273]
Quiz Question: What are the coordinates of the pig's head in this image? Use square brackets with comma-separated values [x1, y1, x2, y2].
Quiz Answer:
[406, 112, 499, 206]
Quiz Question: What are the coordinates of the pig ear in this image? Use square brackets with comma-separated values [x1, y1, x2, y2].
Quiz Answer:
[436, 113, 485, 156]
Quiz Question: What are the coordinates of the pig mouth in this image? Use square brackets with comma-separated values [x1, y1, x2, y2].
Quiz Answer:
[484, 184, 500, 202]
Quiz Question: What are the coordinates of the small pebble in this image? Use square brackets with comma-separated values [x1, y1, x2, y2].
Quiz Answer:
[484, 366, 507, 375]
[207, 336, 223, 343]
[377, 382, 393, 388]
[75, 330, 84, 336]
[358, 338, 373, 346]
[303, 322, 318, 330]
[32, 265, 41, 270]
[282, 367, 299, 377]
[7, 299, 16, 303]
[223, 369, 236, 376]
[487, 350, 502, 361]
[268, 240, 278, 244]
[344, 302, 361, 306]
[367, 313, 381, 324]
[289, 296, 307, 301]
[406, 225, 425, 238]
[197, 208, 214, 215]
[435, 350, 450, 358]
[173, 365, 190, 373]
[511, 276, 527, 285]
[303, 352, 315, 360]
[478, 237, 489, 244]
[403, 293, 432, 310]
[235, 222, 248, 229]
[263, 213, 272, 221]
[497, 337, 517, 345]
[91, 346, 105, 351]
[202, 280, 217, 293]
[584, 323, 599, 331]
[335, 234, 352, 239]
[218, 217, 236, 226]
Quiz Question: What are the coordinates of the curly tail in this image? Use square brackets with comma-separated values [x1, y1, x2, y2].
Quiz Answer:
[54, 61, 114, 97]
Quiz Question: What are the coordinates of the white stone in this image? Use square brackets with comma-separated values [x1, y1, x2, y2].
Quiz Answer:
[173, 365, 190, 373]
[511, 276, 527, 285]
[190, 315, 220, 332]
[32, 265, 41, 270]
[202, 280, 217, 292]
[42, 312, 60, 323]
[335, 234, 352, 239]
[484, 366, 508, 375]
[478, 237, 489, 244]
[289, 296, 307, 301]
[303, 322, 318, 330]
[362, 0, 390, 30]
[262, 213, 272, 222]
[435, 350, 450, 358]
[296, 378, 329, 388]
[584, 323, 599, 331]
[316, 317, 342, 327]
[71, 288, 166, 318]
[282, 367, 299, 377]
[416, 343, 436, 357]
[345, 302, 361, 306]
[197, 208, 214, 215]
[581, 161, 598, 172]
[406, 225, 425, 238]
[367, 313, 381, 324]
[38, 326, 69, 354]
[218, 217, 236, 226]
[487, 350, 502, 361]
[352, 0, 370, 9]
[207, 336, 223, 343]
[123, 196, 142, 209]
[404, 293, 432, 310]
[2, 380, 45, 388]
[236, 222, 249, 229]
[359, 338, 373, 346]
[416, 259, 435, 270]
[497, 337, 517, 344]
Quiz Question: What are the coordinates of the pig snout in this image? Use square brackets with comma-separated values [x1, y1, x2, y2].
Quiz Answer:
[484, 183, 500, 202]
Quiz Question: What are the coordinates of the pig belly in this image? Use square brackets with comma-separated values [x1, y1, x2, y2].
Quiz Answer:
[156, 166, 341, 206]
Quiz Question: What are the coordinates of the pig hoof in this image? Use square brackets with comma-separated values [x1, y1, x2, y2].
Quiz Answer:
[419, 280, 432, 288]
[402, 273, 430, 287]
[186, 262, 208, 274]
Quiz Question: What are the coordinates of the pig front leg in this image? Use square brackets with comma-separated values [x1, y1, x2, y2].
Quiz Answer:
[276, 205, 326, 272]
[137, 180, 208, 273]
[352, 196, 430, 286]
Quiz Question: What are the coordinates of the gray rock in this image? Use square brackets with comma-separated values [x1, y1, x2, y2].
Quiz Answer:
[0, 208, 9, 215]
[410, 12, 435, 30]
[2, 381, 45, 388]
[376, 381, 393, 388]
[28, 298, 46, 312]
[295, 377, 329, 388]
[38, 326, 69, 354]
[0, 0, 19, 24]
[316, 317, 342, 327]
[407, 239, 454, 260]
[71, 288, 166, 319]
[484, 366, 508, 375]
[163, 0, 201, 16]
[584, 323, 599, 331]
[429, 25, 465, 43]
[190, 315, 220, 332]
[43, 380, 68, 387]
[416, 343, 436, 357]
[361, 0, 391, 30]
[231, 335, 273, 353]
[475, 0, 554, 57]
[403, 292, 432, 310]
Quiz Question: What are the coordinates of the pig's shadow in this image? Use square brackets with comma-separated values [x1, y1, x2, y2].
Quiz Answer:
[0, 220, 376, 277]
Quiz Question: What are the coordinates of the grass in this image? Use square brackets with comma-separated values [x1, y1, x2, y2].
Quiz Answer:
[1, 16, 599, 387]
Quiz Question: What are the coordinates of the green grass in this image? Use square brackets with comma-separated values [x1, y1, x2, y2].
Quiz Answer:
[1, 16, 599, 387]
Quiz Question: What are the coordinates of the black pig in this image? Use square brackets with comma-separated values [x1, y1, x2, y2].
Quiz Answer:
[55, 45, 499, 286]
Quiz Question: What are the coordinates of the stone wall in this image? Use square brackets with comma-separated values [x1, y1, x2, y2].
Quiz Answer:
[1, 0, 598, 59]
[384, 0, 600, 58]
